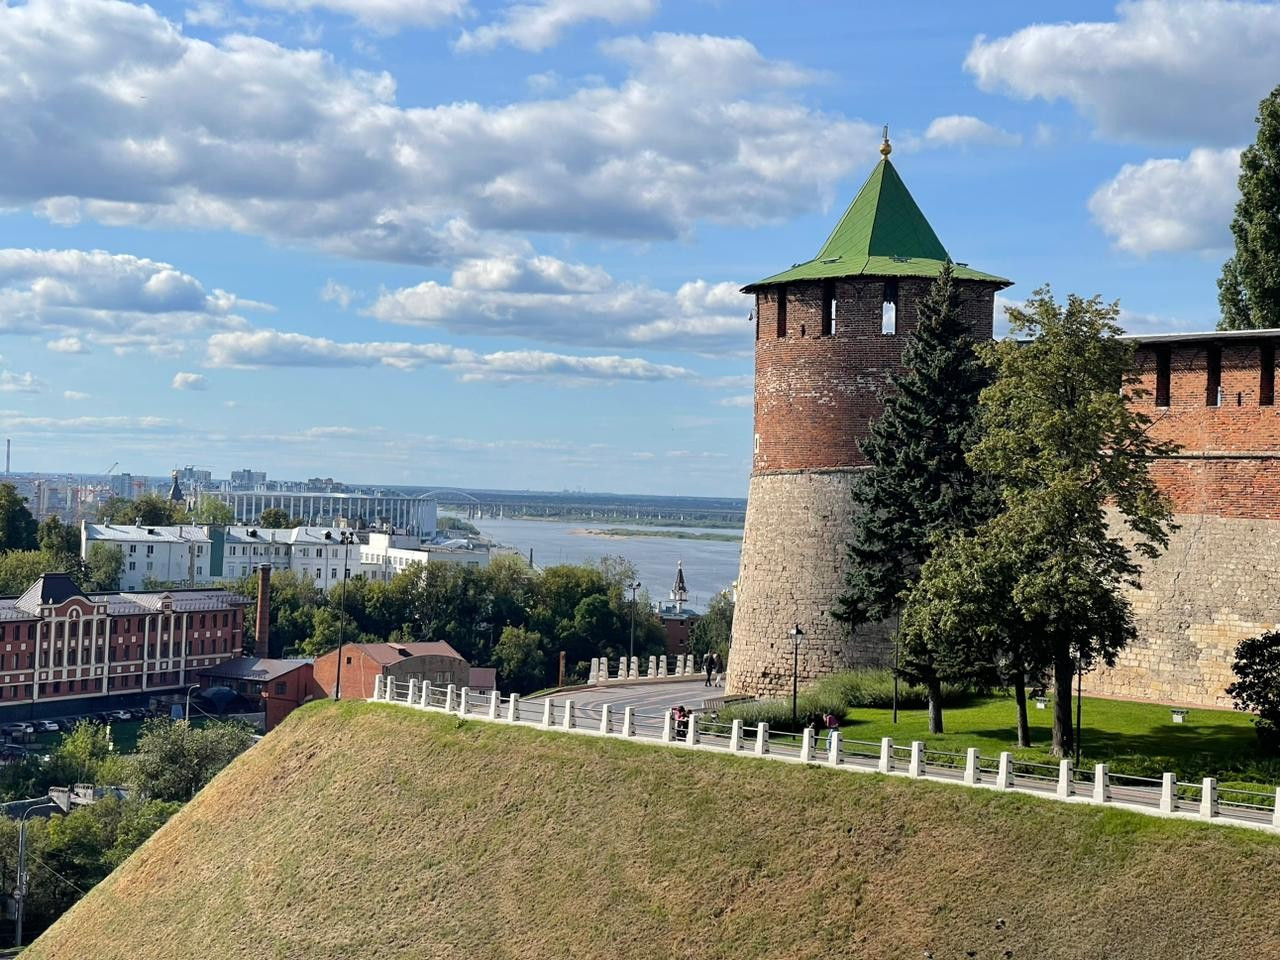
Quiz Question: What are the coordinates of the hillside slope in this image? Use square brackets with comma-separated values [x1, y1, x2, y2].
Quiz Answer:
[28, 700, 1280, 960]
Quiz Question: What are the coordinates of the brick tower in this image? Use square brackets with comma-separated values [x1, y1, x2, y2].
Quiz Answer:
[726, 133, 1011, 697]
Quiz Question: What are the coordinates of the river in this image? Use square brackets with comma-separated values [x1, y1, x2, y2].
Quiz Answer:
[470, 516, 742, 610]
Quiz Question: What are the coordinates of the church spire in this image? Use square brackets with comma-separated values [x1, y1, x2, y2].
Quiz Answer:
[670, 561, 688, 613]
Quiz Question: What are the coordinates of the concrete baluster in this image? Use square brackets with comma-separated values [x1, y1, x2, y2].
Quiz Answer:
[458, 686, 470, 717]
[661, 710, 674, 742]
[622, 706, 635, 738]
[878, 737, 894, 774]
[541, 699, 554, 728]
[908, 741, 924, 778]
[1273, 788, 1280, 828]
[488, 690, 500, 720]
[647, 655, 657, 678]
[729, 719, 742, 752]
[1093, 763, 1111, 803]
[1200, 777, 1218, 820]
[372, 675, 384, 701]
[630, 656, 639, 680]
[444, 684, 456, 713]
[963, 748, 980, 785]
[562, 699, 575, 730]
[588, 660, 598, 684]
[507, 693, 520, 723]
[800, 727, 814, 763]
[658, 657, 668, 677]
[1160, 773, 1176, 813]
[996, 751, 1013, 790]
[420, 681, 432, 709]
[1057, 759, 1072, 799]
[827, 730, 841, 767]
[754, 722, 769, 755]
[599, 703, 612, 735]
[685, 713, 699, 746]
[407, 679, 418, 705]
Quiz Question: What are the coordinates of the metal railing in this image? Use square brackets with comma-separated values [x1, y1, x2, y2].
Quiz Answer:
[369, 676, 1280, 834]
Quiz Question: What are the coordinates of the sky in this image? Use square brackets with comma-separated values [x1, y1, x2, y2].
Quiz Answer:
[0, 0, 1275, 497]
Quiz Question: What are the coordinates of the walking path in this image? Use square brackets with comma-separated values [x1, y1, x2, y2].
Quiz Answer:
[375, 678, 1280, 835]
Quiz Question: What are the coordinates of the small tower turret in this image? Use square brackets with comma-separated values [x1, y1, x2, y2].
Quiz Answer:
[669, 561, 689, 614]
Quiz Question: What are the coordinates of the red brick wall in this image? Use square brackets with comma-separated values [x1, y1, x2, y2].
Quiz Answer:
[1127, 339, 1280, 518]
[752, 278, 996, 472]
[311, 647, 382, 700]
[261, 663, 313, 731]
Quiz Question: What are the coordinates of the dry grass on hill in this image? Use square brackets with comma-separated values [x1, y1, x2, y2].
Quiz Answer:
[26, 700, 1280, 960]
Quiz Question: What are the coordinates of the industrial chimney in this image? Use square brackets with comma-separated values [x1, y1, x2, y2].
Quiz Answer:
[255, 564, 272, 658]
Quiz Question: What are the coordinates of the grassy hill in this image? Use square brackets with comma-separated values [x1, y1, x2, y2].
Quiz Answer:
[27, 700, 1280, 960]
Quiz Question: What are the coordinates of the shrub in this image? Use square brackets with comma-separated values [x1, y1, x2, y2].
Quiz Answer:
[1227, 630, 1280, 754]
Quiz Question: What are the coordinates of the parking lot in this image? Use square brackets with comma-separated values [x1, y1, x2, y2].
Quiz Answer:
[0, 707, 176, 757]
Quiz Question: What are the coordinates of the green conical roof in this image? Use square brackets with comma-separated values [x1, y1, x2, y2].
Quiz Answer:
[744, 157, 1009, 290]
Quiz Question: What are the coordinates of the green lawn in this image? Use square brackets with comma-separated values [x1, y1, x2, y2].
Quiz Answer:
[837, 694, 1271, 786]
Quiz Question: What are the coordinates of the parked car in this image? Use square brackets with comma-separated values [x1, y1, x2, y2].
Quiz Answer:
[109, 710, 133, 722]
[0, 722, 27, 738]
[58, 718, 79, 731]
[18, 722, 34, 735]
[129, 708, 149, 720]
[36, 720, 60, 733]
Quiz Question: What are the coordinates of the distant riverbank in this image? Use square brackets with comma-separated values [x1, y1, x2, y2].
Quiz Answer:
[576, 527, 742, 542]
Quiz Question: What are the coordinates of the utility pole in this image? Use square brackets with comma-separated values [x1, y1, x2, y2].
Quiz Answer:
[333, 532, 352, 700]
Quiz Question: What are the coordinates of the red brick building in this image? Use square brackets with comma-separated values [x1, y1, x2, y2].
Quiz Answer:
[0, 572, 249, 719]
[197, 657, 314, 731]
[312, 641, 470, 700]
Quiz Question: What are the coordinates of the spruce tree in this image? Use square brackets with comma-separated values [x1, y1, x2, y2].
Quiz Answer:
[835, 261, 993, 731]
[1219, 84, 1280, 330]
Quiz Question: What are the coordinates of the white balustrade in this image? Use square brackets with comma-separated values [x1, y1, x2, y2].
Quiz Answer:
[1093, 764, 1111, 803]
[1200, 777, 1218, 820]
[599, 703, 612, 735]
[963, 748, 980, 785]
[908, 741, 924, 778]
[1057, 759, 1072, 799]
[878, 737, 893, 774]
[996, 752, 1013, 790]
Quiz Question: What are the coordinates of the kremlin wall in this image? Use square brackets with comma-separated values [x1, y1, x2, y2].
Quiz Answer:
[726, 137, 1280, 708]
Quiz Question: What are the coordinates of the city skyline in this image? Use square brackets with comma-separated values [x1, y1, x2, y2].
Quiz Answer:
[1, 0, 1275, 496]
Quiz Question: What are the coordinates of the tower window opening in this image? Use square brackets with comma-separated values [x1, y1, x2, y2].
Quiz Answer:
[1260, 343, 1275, 406]
[1154, 346, 1171, 407]
[881, 280, 898, 335]
[776, 286, 788, 338]
[753, 297, 760, 342]
[821, 280, 835, 336]
[1205, 345, 1221, 407]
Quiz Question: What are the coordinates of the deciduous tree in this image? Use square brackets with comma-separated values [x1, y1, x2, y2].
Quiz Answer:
[0, 482, 38, 553]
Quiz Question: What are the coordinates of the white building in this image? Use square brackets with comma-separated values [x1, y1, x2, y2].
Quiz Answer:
[213, 490, 436, 535]
[360, 532, 490, 582]
[83, 522, 480, 591]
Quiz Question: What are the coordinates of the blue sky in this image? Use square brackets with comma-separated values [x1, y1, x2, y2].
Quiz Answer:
[0, 0, 1274, 496]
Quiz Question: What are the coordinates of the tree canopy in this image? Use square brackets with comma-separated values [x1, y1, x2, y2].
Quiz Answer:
[0, 482, 38, 553]
[1219, 84, 1280, 330]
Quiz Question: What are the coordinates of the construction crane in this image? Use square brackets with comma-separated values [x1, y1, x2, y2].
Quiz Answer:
[103, 462, 118, 476]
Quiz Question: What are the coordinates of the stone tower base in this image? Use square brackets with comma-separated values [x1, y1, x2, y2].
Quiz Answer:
[726, 470, 891, 697]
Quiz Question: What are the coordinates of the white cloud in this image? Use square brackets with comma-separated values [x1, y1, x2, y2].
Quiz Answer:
[249, 0, 467, 30]
[0, 249, 261, 352]
[172, 371, 210, 390]
[717, 394, 752, 408]
[64, 390, 90, 401]
[320, 279, 354, 308]
[206, 328, 696, 384]
[1088, 147, 1241, 254]
[0, 2, 875, 260]
[457, 0, 657, 53]
[921, 115, 1020, 148]
[0, 410, 176, 432]
[0, 371, 42, 394]
[368, 253, 751, 349]
[47, 336, 89, 354]
[965, 0, 1280, 144]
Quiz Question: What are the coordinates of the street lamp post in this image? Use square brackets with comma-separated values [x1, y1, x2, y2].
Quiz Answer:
[333, 532, 353, 701]
[627, 581, 642, 663]
[15, 796, 69, 947]
[790, 623, 804, 727]
[184, 683, 200, 721]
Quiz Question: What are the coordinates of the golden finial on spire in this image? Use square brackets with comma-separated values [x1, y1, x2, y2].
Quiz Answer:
[880, 124, 892, 159]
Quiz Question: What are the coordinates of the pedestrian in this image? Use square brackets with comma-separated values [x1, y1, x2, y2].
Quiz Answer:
[712, 652, 724, 686]
[823, 711, 840, 748]
[702, 651, 714, 687]
[673, 705, 688, 740]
